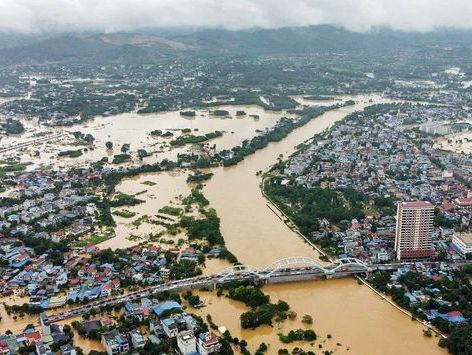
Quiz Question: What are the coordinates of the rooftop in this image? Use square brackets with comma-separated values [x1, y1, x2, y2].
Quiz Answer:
[454, 233, 472, 245]
[400, 201, 433, 208]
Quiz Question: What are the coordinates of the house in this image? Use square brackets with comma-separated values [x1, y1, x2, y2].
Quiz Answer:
[177, 330, 197, 355]
[160, 267, 171, 282]
[40, 313, 51, 336]
[1, 337, 18, 354]
[24, 331, 41, 346]
[83, 320, 101, 337]
[35, 341, 53, 355]
[180, 247, 198, 262]
[0, 340, 10, 355]
[129, 330, 145, 349]
[55, 272, 68, 287]
[100, 316, 113, 327]
[404, 292, 420, 307]
[101, 330, 129, 355]
[160, 313, 197, 339]
[425, 310, 468, 324]
[198, 332, 221, 355]
[161, 318, 178, 338]
[124, 302, 150, 321]
[149, 320, 164, 337]
[60, 344, 77, 355]
[453, 197, 472, 208]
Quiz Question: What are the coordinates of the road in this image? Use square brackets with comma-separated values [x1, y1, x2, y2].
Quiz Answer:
[45, 259, 373, 323]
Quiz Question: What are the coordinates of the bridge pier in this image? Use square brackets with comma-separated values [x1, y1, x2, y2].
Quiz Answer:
[267, 273, 326, 284]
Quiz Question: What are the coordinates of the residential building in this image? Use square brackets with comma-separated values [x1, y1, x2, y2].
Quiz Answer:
[60, 344, 77, 355]
[160, 267, 171, 282]
[0, 340, 9, 355]
[198, 332, 221, 355]
[452, 233, 472, 257]
[161, 318, 178, 338]
[177, 330, 196, 355]
[129, 330, 145, 349]
[395, 201, 435, 260]
[101, 330, 129, 355]
[39, 313, 51, 336]
[35, 342, 53, 355]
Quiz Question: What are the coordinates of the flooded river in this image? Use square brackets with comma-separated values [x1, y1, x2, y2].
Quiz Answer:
[195, 279, 444, 355]
[1, 95, 446, 354]
[203, 95, 386, 266]
[199, 94, 445, 354]
[114, 94, 444, 354]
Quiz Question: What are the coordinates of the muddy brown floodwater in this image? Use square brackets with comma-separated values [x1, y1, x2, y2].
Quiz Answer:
[0, 95, 446, 354]
[200, 94, 446, 354]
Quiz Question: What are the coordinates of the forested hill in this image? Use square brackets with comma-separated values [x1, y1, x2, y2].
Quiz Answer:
[0, 25, 471, 65]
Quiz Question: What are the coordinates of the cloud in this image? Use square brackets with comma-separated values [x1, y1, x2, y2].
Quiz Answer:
[0, 0, 472, 34]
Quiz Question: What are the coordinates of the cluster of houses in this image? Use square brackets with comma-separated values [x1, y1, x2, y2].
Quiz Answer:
[0, 226, 211, 311]
[383, 263, 468, 326]
[0, 170, 98, 240]
[98, 299, 222, 355]
[283, 105, 472, 262]
[0, 234, 124, 307]
[0, 298, 224, 355]
[0, 313, 76, 355]
[312, 216, 396, 263]
[0, 166, 207, 310]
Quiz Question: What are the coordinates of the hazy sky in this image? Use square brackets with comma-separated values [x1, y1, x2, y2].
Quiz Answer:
[1, 0, 472, 34]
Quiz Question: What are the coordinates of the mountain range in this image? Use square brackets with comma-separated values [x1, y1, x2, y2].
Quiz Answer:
[0, 26, 471, 65]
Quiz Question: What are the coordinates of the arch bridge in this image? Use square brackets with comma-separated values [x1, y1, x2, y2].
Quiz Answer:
[217, 256, 373, 282]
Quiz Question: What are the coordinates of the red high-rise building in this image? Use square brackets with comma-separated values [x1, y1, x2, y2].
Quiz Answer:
[395, 201, 435, 260]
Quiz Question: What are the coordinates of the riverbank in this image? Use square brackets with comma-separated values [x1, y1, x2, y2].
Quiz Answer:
[259, 100, 453, 338]
[261, 176, 332, 262]
[262, 167, 447, 340]
[202, 94, 445, 354]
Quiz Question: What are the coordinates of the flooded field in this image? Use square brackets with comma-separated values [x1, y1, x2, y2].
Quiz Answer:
[0, 105, 289, 171]
[435, 131, 472, 154]
[100, 170, 192, 250]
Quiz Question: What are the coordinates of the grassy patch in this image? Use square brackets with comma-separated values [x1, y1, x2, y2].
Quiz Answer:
[112, 209, 137, 218]
[73, 230, 114, 247]
[58, 149, 83, 158]
[158, 205, 183, 217]
[0, 162, 29, 178]
[132, 215, 149, 228]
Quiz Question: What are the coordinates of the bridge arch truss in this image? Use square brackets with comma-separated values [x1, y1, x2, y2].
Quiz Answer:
[216, 256, 371, 282]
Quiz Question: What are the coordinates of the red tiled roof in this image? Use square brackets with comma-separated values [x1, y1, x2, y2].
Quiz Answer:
[441, 201, 455, 211]
[454, 198, 472, 206]
[25, 331, 41, 341]
[202, 332, 219, 345]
